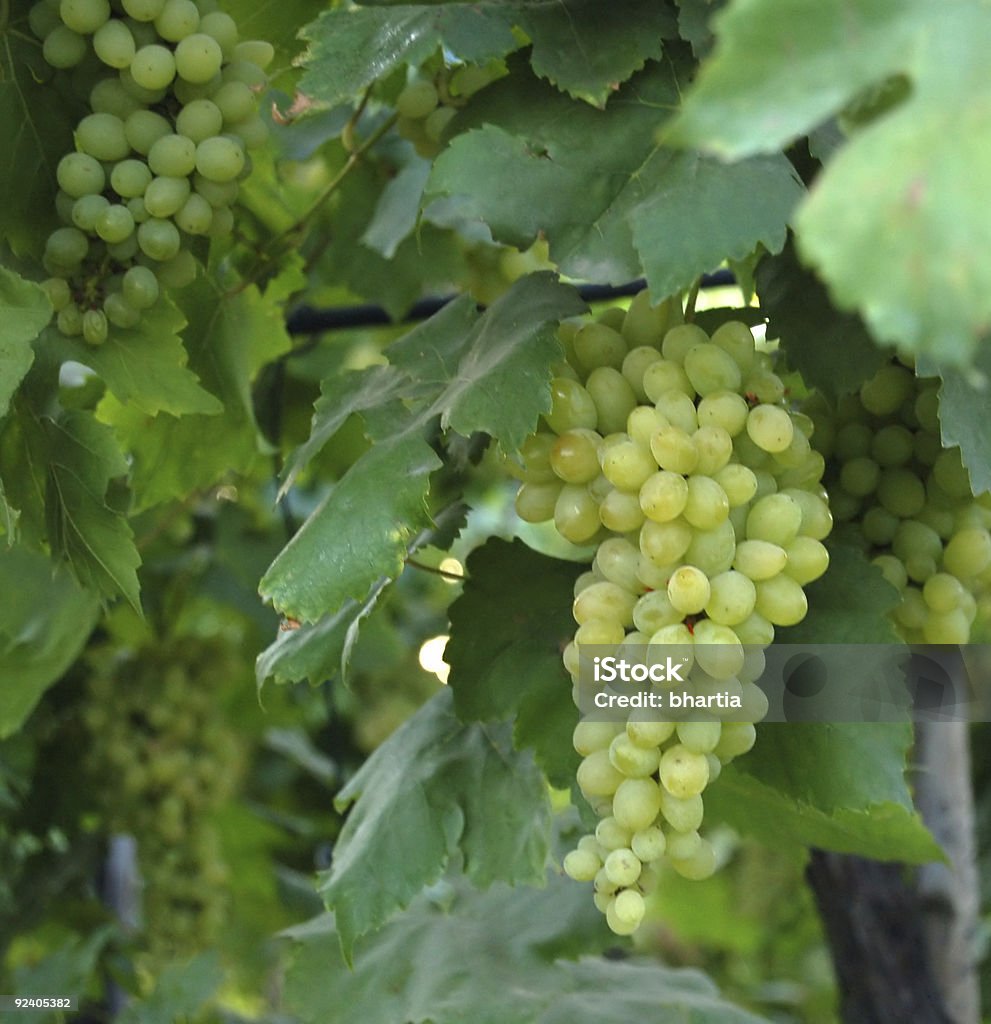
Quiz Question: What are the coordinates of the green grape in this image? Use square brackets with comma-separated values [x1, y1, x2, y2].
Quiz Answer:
[90, 77, 140, 118]
[839, 456, 880, 497]
[57, 302, 84, 335]
[175, 98, 224, 142]
[93, 18, 136, 67]
[57, 151, 106, 196]
[396, 79, 438, 119]
[574, 720, 623, 756]
[82, 308, 109, 345]
[639, 470, 688, 523]
[666, 565, 710, 615]
[220, 58, 266, 88]
[194, 135, 245, 182]
[143, 175, 191, 217]
[563, 848, 601, 883]
[943, 528, 991, 578]
[198, 11, 238, 56]
[682, 475, 730, 530]
[860, 364, 913, 416]
[174, 193, 213, 234]
[41, 277, 72, 311]
[713, 463, 758, 506]
[103, 291, 141, 327]
[650, 425, 698, 474]
[550, 429, 601, 484]
[43, 25, 88, 68]
[76, 111, 130, 161]
[612, 777, 662, 831]
[658, 745, 709, 799]
[175, 32, 223, 82]
[193, 172, 238, 207]
[155, 249, 198, 288]
[577, 750, 625, 797]
[60, 0, 111, 34]
[710, 320, 756, 371]
[573, 581, 636, 626]
[659, 790, 703, 832]
[684, 519, 737, 577]
[554, 484, 600, 544]
[586, 367, 637, 435]
[71, 193, 110, 230]
[747, 403, 795, 453]
[109, 158, 151, 198]
[95, 203, 135, 242]
[232, 39, 274, 68]
[155, 0, 200, 39]
[642, 358, 692, 402]
[123, 0, 166, 18]
[755, 574, 809, 626]
[29, 2, 62, 39]
[609, 735, 660, 778]
[877, 468, 926, 518]
[693, 425, 733, 475]
[211, 80, 254, 124]
[670, 838, 717, 881]
[704, 570, 757, 625]
[603, 848, 642, 886]
[130, 43, 176, 88]
[124, 108, 172, 154]
[137, 217, 181, 260]
[573, 321, 627, 373]
[622, 347, 662, 401]
[46, 226, 89, 265]
[683, 342, 743, 396]
[600, 440, 655, 492]
[746, 493, 802, 546]
[148, 133, 197, 176]
[782, 537, 829, 585]
[206, 204, 234, 237]
[655, 389, 699, 433]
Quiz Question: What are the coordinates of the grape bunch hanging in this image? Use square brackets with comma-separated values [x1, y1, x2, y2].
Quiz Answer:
[82, 638, 245, 962]
[807, 363, 991, 643]
[30, 0, 272, 345]
[512, 290, 833, 935]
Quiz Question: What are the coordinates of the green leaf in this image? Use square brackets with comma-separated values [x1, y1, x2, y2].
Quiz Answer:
[757, 243, 887, 398]
[316, 688, 551, 960]
[298, 5, 520, 109]
[776, 542, 902, 645]
[515, 0, 677, 107]
[285, 874, 770, 1023]
[221, 0, 325, 61]
[117, 952, 223, 1024]
[706, 723, 941, 863]
[255, 581, 386, 689]
[671, 0, 991, 365]
[0, 267, 51, 417]
[361, 157, 432, 259]
[45, 300, 222, 417]
[266, 276, 581, 623]
[446, 539, 581, 788]
[261, 430, 440, 622]
[632, 151, 803, 300]
[393, 274, 585, 450]
[0, 29, 76, 254]
[103, 275, 292, 510]
[0, 544, 100, 738]
[44, 410, 141, 609]
[928, 347, 991, 496]
[428, 63, 796, 287]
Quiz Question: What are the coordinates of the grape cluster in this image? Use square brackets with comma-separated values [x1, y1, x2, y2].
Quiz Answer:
[30, 0, 272, 344]
[807, 362, 991, 643]
[82, 639, 245, 960]
[511, 290, 833, 934]
[394, 61, 500, 158]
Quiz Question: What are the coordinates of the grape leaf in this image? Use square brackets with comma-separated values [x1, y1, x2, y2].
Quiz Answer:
[669, 0, 991, 365]
[0, 267, 51, 417]
[315, 688, 551, 960]
[0, 28, 76, 255]
[446, 539, 581, 788]
[706, 722, 941, 863]
[45, 300, 222, 417]
[360, 157, 432, 259]
[103, 275, 292, 511]
[427, 62, 796, 287]
[631, 150, 803, 300]
[12, 928, 115, 1016]
[775, 543, 902, 645]
[285, 874, 770, 1023]
[924, 347, 991, 496]
[263, 275, 582, 622]
[43, 410, 141, 609]
[756, 243, 887, 398]
[261, 430, 441, 622]
[514, 0, 677, 108]
[298, 5, 520, 109]
[0, 544, 100, 738]
[221, 0, 324, 60]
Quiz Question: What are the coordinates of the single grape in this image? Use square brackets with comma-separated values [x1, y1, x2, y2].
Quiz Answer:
[82, 308, 109, 345]
[60, 0, 111, 35]
[93, 18, 136, 68]
[130, 44, 176, 89]
[155, 0, 200, 40]
[137, 218, 181, 261]
[57, 151, 106, 197]
[43, 25, 88, 68]
[175, 33, 223, 83]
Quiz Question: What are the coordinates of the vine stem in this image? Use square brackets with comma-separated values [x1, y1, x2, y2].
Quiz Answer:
[683, 278, 701, 322]
[0, 0, 9, 33]
[406, 558, 466, 582]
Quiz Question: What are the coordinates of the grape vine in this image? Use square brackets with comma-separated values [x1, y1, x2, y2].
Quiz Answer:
[512, 289, 833, 934]
[31, 0, 271, 343]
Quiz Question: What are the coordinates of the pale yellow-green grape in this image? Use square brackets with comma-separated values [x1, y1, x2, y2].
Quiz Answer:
[516, 292, 832, 934]
[810, 364, 991, 643]
[34, 0, 270, 342]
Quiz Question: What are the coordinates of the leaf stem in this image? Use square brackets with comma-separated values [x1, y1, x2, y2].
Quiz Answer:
[406, 558, 465, 582]
[683, 278, 701, 322]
